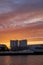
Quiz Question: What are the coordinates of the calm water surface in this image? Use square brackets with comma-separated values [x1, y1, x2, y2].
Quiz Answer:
[0, 55, 43, 65]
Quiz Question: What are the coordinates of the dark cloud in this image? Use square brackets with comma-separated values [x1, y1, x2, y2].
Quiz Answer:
[0, 0, 43, 32]
[0, 0, 43, 14]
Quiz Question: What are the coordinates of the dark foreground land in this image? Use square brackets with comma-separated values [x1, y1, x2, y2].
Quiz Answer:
[0, 44, 43, 55]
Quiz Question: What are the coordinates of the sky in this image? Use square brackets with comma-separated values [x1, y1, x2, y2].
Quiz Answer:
[0, 0, 43, 48]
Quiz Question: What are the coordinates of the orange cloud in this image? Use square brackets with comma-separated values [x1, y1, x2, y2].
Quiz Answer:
[0, 0, 43, 48]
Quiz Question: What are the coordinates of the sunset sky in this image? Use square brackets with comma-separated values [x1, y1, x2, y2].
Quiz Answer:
[0, 0, 43, 48]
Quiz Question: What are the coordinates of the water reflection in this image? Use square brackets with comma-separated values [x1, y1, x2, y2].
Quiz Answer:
[0, 55, 43, 65]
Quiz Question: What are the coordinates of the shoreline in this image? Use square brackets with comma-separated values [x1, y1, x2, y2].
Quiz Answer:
[0, 51, 43, 55]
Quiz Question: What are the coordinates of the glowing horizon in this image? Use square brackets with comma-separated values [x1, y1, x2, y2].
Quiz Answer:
[0, 40, 43, 48]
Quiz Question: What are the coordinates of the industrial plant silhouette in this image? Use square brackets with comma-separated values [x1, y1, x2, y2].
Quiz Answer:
[0, 39, 43, 54]
[0, 39, 28, 51]
[10, 40, 28, 51]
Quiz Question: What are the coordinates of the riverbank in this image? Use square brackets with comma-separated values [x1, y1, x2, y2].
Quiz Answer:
[0, 51, 43, 55]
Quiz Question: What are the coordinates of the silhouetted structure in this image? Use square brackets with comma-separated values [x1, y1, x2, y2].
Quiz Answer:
[29, 44, 43, 52]
[0, 44, 9, 51]
[19, 40, 28, 50]
[19, 40, 27, 47]
[10, 40, 18, 51]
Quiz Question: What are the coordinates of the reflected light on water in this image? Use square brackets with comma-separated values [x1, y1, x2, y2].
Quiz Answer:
[0, 56, 43, 65]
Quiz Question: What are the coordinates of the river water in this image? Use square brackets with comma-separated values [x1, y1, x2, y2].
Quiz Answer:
[0, 55, 43, 65]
